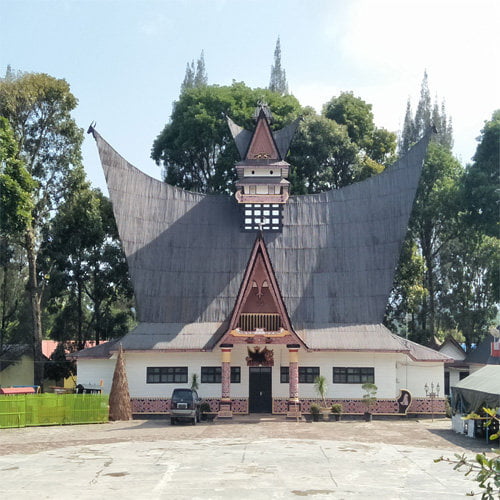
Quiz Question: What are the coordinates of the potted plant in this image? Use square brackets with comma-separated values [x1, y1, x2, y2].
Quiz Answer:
[199, 401, 211, 421]
[314, 375, 329, 418]
[310, 403, 322, 422]
[361, 383, 377, 422]
[330, 403, 343, 421]
[190, 373, 199, 391]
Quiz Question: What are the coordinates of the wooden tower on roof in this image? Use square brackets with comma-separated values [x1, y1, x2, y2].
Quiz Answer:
[226, 102, 300, 231]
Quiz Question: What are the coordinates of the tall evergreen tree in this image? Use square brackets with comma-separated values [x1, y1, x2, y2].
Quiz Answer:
[194, 50, 207, 87]
[0, 72, 83, 385]
[269, 37, 288, 95]
[389, 72, 460, 344]
[181, 51, 207, 92]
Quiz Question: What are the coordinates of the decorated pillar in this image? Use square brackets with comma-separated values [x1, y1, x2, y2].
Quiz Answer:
[287, 344, 301, 417]
[218, 344, 233, 418]
[288, 346, 299, 401]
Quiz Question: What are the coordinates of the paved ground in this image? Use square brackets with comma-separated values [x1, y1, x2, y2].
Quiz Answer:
[0, 416, 495, 499]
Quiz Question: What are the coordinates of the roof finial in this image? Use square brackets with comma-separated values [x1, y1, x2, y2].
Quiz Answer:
[254, 100, 273, 123]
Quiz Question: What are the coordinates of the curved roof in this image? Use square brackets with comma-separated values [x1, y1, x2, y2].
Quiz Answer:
[92, 129, 431, 329]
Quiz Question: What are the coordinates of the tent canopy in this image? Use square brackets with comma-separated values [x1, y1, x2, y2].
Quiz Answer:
[451, 365, 500, 413]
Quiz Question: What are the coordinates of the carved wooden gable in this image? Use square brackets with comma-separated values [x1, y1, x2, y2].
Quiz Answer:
[245, 111, 280, 161]
[219, 233, 304, 346]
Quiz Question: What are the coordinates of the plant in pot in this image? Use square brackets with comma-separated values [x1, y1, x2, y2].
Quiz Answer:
[330, 403, 343, 421]
[361, 383, 377, 422]
[199, 401, 211, 421]
[310, 403, 322, 422]
[314, 375, 329, 418]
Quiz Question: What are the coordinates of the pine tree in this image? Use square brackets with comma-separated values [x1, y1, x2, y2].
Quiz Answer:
[181, 62, 194, 92]
[399, 100, 417, 153]
[194, 50, 207, 87]
[399, 72, 453, 153]
[269, 37, 288, 95]
[109, 344, 132, 421]
[181, 51, 207, 92]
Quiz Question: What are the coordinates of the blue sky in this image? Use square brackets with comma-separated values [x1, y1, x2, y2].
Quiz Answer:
[1, 0, 499, 193]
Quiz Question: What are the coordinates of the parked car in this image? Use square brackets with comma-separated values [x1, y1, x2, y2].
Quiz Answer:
[170, 388, 201, 425]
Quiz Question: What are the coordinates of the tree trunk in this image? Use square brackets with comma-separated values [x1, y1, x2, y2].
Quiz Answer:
[25, 227, 44, 387]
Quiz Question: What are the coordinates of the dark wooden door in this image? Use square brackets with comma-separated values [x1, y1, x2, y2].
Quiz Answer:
[249, 367, 272, 413]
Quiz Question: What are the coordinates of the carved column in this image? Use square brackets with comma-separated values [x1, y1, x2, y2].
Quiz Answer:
[218, 344, 233, 418]
[288, 347, 299, 401]
[287, 345, 301, 417]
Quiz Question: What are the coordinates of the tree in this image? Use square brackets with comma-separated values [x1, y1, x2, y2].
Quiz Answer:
[323, 91, 396, 167]
[152, 82, 301, 193]
[439, 231, 499, 350]
[181, 51, 207, 92]
[323, 92, 375, 149]
[287, 111, 358, 193]
[42, 182, 134, 348]
[0, 116, 35, 361]
[411, 143, 462, 341]
[389, 72, 459, 343]
[384, 239, 427, 338]
[269, 37, 288, 95]
[398, 71, 453, 154]
[463, 110, 500, 238]
[0, 72, 83, 385]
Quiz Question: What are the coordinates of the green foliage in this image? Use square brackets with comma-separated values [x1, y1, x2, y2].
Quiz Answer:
[0, 71, 83, 385]
[463, 110, 500, 238]
[361, 383, 377, 412]
[181, 51, 207, 92]
[288, 112, 358, 193]
[400, 71, 453, 153]
[269, 37, 288, 95]
[310, 403, 321, 415]
[439, 232, 499, 349]
[314, 375, 328, 407]
[435, 451, 499, 499]
[200, 401, 211, 414]
[0, 117, 35, 236]
[42, 183, 134, 347]
[151, 82, 301, 193]
[323, 92, 375, 149]
[190, 373, 199, 391]
[331, 403, 343, 414]
[43, 342, 75, 382]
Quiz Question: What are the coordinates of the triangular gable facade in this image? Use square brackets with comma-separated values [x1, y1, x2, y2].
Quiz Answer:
[244, 110, 281, 160]
[219, 232, 304, 347]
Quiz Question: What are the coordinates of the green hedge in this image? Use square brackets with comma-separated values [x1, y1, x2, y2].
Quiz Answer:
[0, 394, 109, 428]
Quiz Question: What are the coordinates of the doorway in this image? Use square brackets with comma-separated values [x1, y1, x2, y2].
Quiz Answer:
[248, 367, 272, 413]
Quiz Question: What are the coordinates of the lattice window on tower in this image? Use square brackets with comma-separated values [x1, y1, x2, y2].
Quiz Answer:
[241, 204, 282, 232]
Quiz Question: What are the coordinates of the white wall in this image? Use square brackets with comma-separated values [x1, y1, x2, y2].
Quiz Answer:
[76, 358, 116, 394]
[76, 346, 445, 399]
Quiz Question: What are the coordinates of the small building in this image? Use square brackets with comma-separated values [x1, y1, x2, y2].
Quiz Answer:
[75, 105, 450, 417]
[436, 336, 469, 395]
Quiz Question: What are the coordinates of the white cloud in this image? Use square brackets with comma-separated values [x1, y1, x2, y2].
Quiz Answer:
[319, 0, 500, 162]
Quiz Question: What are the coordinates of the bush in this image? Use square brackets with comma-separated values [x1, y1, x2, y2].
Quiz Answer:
[331, 403, 343, 414]
[200, 401, 211, 413]
[310, 403, 321, 415]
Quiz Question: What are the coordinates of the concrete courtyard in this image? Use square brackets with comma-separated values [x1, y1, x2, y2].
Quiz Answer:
[0, 416, 493, 499]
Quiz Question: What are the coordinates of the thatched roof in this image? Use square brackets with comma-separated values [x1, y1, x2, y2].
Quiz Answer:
[92, 129, 431, 332]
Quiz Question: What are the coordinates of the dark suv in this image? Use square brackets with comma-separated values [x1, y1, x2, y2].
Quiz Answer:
[170, 388, 201, 425]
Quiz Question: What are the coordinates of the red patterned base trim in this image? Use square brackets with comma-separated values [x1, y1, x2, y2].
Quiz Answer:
[272, 397, 446, 415]
[131, 397, 249, 414]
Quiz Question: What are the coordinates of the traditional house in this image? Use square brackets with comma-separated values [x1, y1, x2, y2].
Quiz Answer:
[75, 105, 449, 417]
[435, 336, 469, 395]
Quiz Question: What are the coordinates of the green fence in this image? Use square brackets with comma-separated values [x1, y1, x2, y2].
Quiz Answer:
[0, 394, 109, 428]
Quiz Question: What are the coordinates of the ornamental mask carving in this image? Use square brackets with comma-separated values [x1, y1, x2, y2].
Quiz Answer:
[246, 346, 274, 366]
